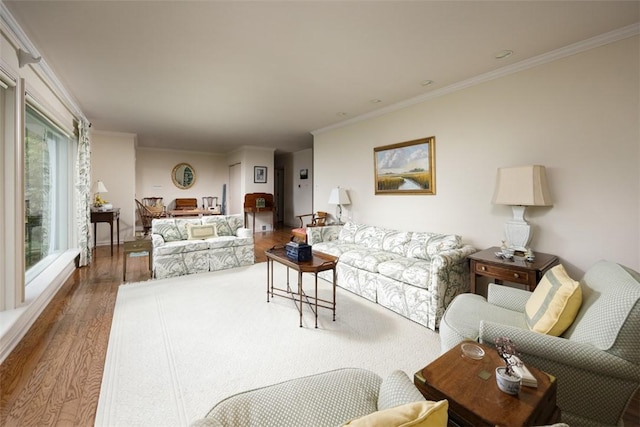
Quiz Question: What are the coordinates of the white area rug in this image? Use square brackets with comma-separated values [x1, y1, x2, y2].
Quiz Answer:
[96, 263, 441, 426]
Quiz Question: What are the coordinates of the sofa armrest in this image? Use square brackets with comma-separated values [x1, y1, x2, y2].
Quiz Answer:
[426, 244, 477, 329]
[486, 284, 531, 312]
[479, 321, 638, 380]
[307, 225, 343, 245]
[236, 227, 253, 239]
[151, 233, 165, 247]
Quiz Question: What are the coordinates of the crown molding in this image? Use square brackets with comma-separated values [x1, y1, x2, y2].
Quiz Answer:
[312, 23, 640, 136]
[1, 1, 86, 121]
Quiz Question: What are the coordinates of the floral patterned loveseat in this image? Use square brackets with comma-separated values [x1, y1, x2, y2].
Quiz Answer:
[151, 215, 254, 279]
[307, 222, 476, 330]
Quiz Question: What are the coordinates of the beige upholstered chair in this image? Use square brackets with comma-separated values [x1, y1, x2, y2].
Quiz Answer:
[439, 260, 640, 427]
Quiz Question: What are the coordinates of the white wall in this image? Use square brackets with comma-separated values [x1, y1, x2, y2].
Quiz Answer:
[291, 149, 313, 224]
[91, 131, 136, 244]
[313, 36, 639, 277]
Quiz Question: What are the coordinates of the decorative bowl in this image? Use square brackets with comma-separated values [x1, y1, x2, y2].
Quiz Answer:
[461, 343, 485, 360]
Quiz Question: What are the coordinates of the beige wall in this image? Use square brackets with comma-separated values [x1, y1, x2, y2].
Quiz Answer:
[313, 36, 640, 277]
[91, 131, 137, 244]
[135, 147, 227, 212]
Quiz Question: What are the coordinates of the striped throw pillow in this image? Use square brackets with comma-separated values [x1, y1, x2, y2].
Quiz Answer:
[525, 264, 582, 336]
[186, 223, 217, 240]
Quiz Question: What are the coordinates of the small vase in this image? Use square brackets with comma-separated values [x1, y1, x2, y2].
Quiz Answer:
[495, 367, 521, 395]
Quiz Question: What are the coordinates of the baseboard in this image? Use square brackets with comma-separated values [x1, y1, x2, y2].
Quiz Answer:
[0, 250, 78, 364]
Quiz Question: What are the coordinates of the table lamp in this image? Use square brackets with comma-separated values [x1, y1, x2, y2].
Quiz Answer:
[328, 187, 351, 224]
[492, 165, 552, 252]
[92, 180, 109, 207]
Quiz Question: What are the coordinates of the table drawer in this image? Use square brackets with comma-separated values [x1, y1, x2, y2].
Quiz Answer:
[125, 241, 151, 251]
[474, 262, 529, 284]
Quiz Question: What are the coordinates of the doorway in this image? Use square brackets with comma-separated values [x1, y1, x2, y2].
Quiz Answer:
[275, 167, 284, 225]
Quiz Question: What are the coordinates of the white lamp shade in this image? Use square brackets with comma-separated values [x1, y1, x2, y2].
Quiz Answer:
[492, 165, 552, 206]
[92, 180, 108, 193]
[328, 187, 350, 205]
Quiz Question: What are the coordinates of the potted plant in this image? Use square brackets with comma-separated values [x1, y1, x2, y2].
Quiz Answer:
[494, 337, 522, 395]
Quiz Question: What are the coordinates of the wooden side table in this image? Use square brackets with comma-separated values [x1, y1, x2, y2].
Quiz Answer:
[468, 247, 559, 294]
[123, 236, 153, 281]
[414, 342, 560, 426]
[91, 208, 120, 256]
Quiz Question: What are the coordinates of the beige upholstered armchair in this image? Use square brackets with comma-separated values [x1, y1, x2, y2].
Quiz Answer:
[439, 260, 640, 427]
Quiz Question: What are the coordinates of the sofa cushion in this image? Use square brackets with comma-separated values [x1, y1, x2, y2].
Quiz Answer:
[406, 232, 461, 260]
[378, 258, 431, 289]
[152, 219, 182, 242]
[154, 240, 209, 256]
[175, 218, 204, 240]
[207, 236, 254, 249]
[525, 264, 582, 336]
[338, 222, 365, 243]
[378, 370, 426, 410]
[426, 234, 461, 257]
[340, 249, 402, 273]
[187, 223, 217, 240]
[381, 230, 413, 256]
[312, 241, 362, 257]
[342, 400, 448, 427]
[201, 215, 241, 236]
[563, 261, 640, 360]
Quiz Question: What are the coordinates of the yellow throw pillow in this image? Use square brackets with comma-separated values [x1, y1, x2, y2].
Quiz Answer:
[525, 264, 582, 336]
[186, 223, 217, 240]
[342, 400, 448, 427]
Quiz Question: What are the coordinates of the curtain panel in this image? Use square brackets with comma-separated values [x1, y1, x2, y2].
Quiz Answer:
[76, 119, 92, 266]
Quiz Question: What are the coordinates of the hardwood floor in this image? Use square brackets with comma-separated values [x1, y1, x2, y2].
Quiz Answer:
[1, 226, 638, 426]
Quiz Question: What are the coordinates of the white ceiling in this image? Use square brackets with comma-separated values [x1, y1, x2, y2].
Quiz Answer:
[4, 1, 639, 154]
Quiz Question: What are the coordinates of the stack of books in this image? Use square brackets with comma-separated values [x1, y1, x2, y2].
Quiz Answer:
[509, 355, 538, 388]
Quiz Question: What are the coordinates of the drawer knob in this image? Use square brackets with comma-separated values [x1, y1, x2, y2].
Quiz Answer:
[481, 266, 487, 271]
[513, 273, 520, 279]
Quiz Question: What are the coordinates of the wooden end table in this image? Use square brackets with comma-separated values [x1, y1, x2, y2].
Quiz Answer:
[123, 236, 153, 281]
[414, 342, 559, 426]
[91, 208, 120, 256]
[265, 246, 337, 328]
[468, 247, 559, 294]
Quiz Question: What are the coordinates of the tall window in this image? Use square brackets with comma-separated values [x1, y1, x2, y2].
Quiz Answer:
[24, 105, 73, 282]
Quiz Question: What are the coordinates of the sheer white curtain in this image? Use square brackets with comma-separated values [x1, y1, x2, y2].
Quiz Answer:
[76, 119, 92, 266]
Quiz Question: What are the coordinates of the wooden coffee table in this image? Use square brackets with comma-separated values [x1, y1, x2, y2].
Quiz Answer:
[414, 342, 560, 426]
[265, 246, 337, 328]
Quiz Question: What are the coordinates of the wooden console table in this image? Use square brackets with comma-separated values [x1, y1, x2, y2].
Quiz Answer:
[244, 192, 274, 233]
[91, 208, 120, 256]
[265, 246, 337, 328]
[468, 247, 559, 294]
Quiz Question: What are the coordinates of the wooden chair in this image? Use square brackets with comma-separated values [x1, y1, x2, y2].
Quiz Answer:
[292, 212, 328, 243]
[203, 196, 220, 213]
[135, 199, 164, 235]
[296, 211, 328, 228]
[142, 197, 167, 217]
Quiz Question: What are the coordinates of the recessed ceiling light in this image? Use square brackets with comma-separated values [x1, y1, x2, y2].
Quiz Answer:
[495, 50, 514, 60]
[421, 80, 434, 87]
[370, 99, 382, 104]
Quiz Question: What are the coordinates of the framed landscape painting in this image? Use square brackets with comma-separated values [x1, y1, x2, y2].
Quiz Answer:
[374, 137, 435, 195]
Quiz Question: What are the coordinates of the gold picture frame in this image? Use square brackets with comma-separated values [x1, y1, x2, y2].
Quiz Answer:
[172, 162, 196, 189]
[374, 137, 435, 195]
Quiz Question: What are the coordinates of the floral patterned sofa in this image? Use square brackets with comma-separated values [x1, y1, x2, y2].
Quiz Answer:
[151, 215, 254, 279]
[307, 223, 476, 330]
